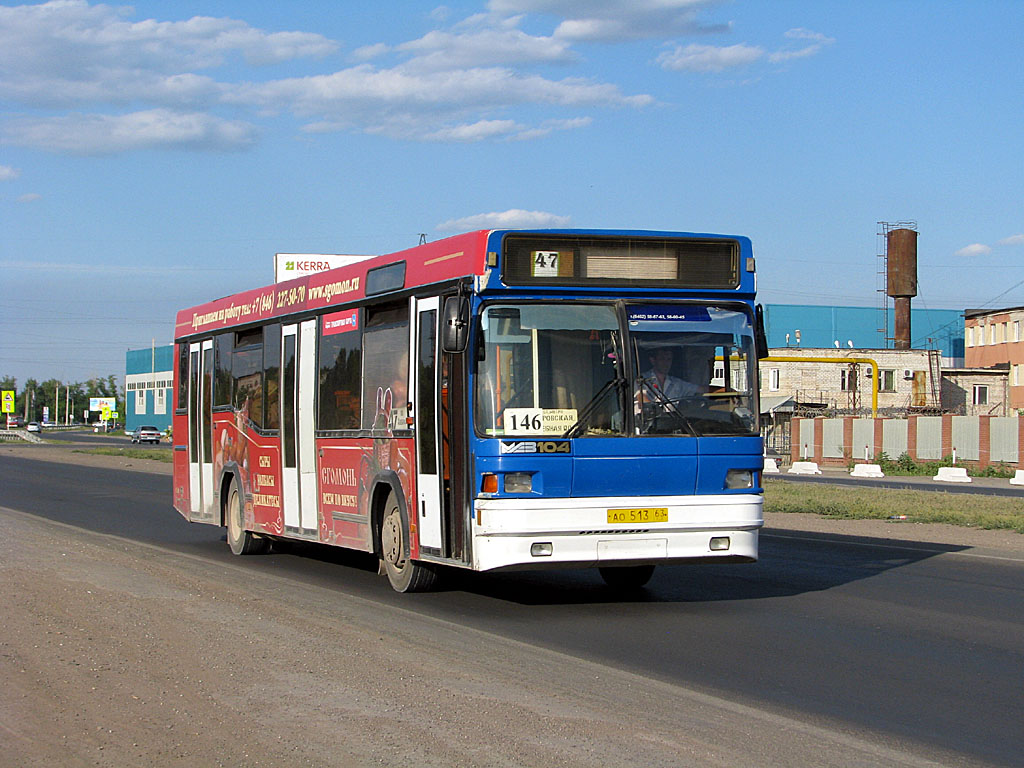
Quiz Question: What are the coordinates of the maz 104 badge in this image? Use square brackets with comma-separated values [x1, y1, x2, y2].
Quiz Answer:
[504, 407, 577, 435]
[500, 440, 571, 455]
[531, 250, 574, 277]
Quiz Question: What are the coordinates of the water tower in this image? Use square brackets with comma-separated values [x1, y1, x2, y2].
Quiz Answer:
[883, 225, 918, 349]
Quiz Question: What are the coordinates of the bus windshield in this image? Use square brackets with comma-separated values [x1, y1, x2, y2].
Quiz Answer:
[474, 302, 758, 438]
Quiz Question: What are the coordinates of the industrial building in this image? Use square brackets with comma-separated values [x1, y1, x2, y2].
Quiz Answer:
[762, 304, 964, 364]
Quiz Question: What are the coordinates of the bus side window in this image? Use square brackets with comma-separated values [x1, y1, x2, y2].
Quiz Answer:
[318, 313, 362, 431]
[361, 302, 410, 431]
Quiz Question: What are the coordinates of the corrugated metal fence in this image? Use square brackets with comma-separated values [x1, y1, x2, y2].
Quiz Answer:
[789, 414, 1022, 468]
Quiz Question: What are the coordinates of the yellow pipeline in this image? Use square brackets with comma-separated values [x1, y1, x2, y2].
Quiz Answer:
[763, 356, 879, 418]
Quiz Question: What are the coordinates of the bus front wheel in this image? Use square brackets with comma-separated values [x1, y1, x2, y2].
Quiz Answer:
[598, 564, 655, 589]
[226, 478, 269, 556]
[380, 491, 437, 593]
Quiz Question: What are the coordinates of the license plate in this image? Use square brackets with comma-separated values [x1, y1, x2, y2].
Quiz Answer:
[607, 507, 668, 524]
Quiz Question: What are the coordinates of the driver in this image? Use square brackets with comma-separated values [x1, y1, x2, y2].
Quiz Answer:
[636, 347, 700, 408]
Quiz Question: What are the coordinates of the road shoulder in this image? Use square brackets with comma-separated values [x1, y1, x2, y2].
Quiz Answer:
[0, 507, 970, 768]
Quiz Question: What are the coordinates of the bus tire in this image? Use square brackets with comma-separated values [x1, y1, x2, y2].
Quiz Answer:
[226, 477, 269, 556]
[598, 564, 655, 589]
[380, 490, 437, 593]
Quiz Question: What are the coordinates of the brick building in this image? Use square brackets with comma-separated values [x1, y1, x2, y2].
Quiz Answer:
[761, 346, 941, 415]
[964, 306, 1024, 411]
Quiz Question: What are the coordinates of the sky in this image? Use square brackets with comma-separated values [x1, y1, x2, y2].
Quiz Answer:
[1, 0, 1022, 386]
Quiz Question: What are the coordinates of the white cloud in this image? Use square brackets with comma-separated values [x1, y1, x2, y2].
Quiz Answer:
[228, 65, 649, 141]
[397, 24, 575, 70]
[0, 0, 337, 84]
[658, 27, 833, 73]
[955, 243, 992, 257]
[488, 0, 729, 42]
[423, 119, 524, 142]
[2, 109, 257, 154]
[0, 1, 652, 150]
[658, 42, 763, 72]
[17, 193, 41, 203]
[0, 165, 20, 181]
[351, 42, 390, 62]
[437, 209, 571, 231]
[997, 234, 1024, 246]
[768, 27, 835, 64]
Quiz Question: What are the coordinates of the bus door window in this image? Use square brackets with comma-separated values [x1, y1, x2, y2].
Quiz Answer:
[281, 332, 296, 468]
[444, 345, 469, 562]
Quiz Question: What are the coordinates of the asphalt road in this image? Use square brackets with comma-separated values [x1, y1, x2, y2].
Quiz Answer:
[3, 453, 1022, 767]
[41, 428, 172, 450]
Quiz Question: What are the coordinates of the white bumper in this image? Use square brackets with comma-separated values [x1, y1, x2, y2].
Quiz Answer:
[471, 494, 763, 572]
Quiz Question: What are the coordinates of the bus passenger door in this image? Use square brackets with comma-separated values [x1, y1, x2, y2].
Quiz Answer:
[281, 321, 318, 535]
[297, 319, 318, 532]
[188, 339, 215, 522]
[412, 298, 443, 552]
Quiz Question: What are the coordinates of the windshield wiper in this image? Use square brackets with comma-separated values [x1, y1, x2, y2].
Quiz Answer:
[637, 377, 698, 436]
[563, 376, 626, 438]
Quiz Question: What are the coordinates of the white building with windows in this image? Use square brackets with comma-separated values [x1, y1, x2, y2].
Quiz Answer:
[761, 347, 940, 415]
[125, 345, 174, 432]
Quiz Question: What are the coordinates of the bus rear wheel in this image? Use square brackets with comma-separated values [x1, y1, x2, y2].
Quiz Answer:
[380, 491, 437, 593]
[599, 564, 655, 589]
[226, 478, 269, 556]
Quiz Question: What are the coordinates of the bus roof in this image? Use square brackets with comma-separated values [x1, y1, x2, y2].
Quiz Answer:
[175, 230, 491, 339]
[174, 228, 752, 340]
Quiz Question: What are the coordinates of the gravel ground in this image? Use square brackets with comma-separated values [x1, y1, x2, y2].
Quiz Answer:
[0, 439, 1018, 766]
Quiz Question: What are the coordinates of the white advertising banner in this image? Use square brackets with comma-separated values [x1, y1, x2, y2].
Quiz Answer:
[274, 253, 373, 283]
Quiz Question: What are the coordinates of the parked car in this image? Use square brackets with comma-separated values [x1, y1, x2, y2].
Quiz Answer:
[26, 422, 40, 432]
[6, 415, 24, 428]
[131, 425, 161, 444]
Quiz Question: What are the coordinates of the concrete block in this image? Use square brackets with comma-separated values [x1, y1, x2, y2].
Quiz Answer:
[850, 464, 884, 478]
[763, 458, 780, 474]
[788, 461, 821, 475]
[1010, 470, 1024, 486]
[934, 467, 971, 483]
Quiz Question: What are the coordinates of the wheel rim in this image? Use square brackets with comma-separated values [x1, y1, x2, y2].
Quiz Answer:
[382, 507, 405, 571]
[228, 488, 241, 546]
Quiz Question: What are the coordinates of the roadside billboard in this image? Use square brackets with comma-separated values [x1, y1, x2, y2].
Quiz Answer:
[90, 397, 116, 412]
[275, 253, 374, 283]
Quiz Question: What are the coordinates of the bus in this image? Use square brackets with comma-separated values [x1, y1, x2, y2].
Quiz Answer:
[172, 229, 767, 592]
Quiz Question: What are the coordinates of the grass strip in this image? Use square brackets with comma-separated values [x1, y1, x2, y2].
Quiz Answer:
[73, 447, 174, 464]
[765, 479, 1024, 534]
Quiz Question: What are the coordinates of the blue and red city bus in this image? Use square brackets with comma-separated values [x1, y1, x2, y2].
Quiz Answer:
[172, 229, 767, 591]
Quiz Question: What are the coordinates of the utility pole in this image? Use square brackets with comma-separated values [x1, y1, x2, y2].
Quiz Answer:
[55, 383, 60, 425]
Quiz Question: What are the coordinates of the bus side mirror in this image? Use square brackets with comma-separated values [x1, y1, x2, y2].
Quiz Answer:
[442, 296, 470, 353]
[755, 304, 769, 359]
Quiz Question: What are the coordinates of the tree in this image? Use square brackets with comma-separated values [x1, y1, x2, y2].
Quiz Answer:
[22, 378, 39, 420]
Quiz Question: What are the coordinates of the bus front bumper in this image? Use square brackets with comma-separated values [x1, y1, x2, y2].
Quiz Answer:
[470, 494, 763, 572]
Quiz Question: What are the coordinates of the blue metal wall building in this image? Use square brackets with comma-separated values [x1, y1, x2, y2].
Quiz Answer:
[125, 345, 174, 433]
[763, 304, 964, 363]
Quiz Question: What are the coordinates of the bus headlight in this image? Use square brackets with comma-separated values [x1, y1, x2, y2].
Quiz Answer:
[504, 473, 533, 493]
[725, 469, 753, 489]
